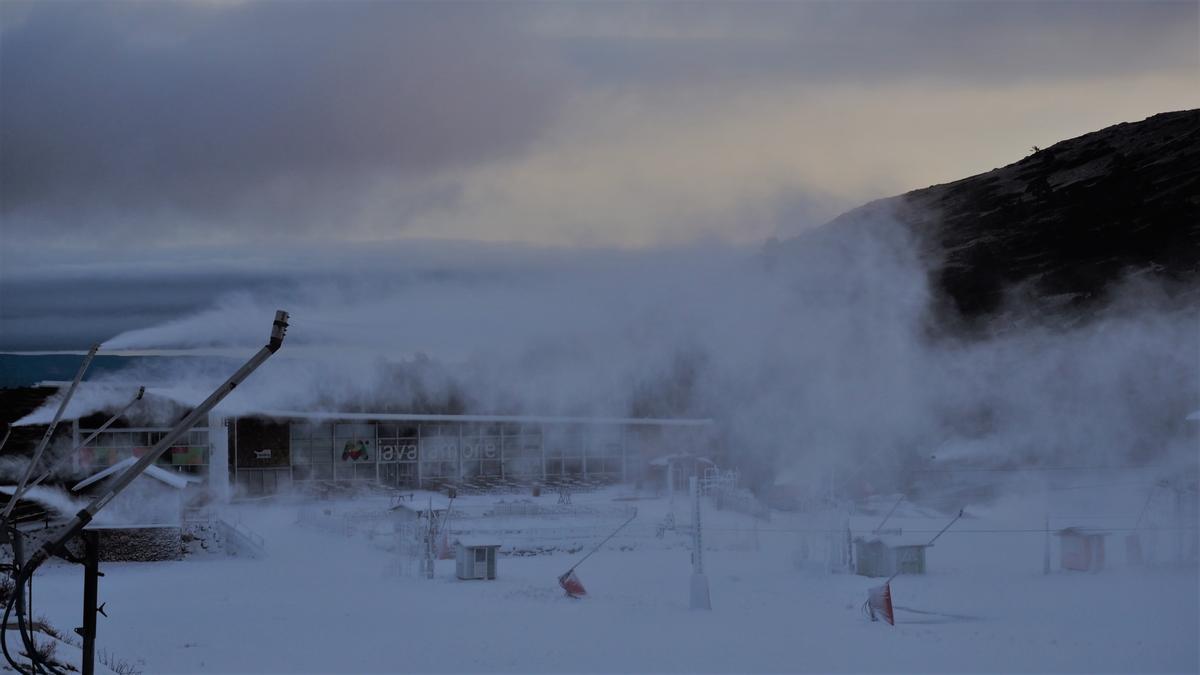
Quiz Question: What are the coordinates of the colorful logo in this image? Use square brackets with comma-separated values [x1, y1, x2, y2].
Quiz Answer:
[342, 440, 370, 461]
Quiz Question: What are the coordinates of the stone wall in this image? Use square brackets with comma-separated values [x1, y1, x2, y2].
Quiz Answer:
[94, 526, 182, 562]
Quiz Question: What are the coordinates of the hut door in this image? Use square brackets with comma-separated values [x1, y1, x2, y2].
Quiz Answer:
[474, 548, 488, 578]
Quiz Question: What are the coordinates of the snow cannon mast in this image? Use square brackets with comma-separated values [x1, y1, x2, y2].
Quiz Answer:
[17, 310, 289, 573]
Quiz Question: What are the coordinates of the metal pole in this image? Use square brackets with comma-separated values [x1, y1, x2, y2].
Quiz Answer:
[620, 426, 627, 485]
[23, 387, 145, 495]
[692, 476, 703, 575]
[77, 529, 99, 675]
[3, 344, 99, 520]
[564, 507, 638, 573]
[1043, 514, 1051, 575]
[424, 498, 434, 579]
[926, 508, 964, 547]
[20, 311, 288, 574]
[10, 532, 28, 671]
[689, 475, 711, 609]
[873, 495, 905, 534]
[668, 460, 676, 521]
[878, 508, 967, 586]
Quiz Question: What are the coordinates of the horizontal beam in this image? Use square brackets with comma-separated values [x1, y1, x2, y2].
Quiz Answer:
[256, 409, 715, 427]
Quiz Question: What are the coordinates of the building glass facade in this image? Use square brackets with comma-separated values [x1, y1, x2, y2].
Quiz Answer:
[230, 414, 714, 494]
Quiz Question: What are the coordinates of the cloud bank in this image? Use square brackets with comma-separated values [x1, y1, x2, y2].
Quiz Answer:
[3, 1, 1197, 251]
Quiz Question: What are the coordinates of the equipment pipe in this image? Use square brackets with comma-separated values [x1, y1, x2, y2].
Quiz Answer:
[873, 495, 905, 534]
[3, 345, 99, 520]
[21, 311, 288, 574]
[21, 387, 145, 497]
[926, 508, 965, 547]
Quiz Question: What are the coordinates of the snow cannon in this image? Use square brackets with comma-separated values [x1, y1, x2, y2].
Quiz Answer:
[558, 569, 587, 598]
[866, 582, 894, 625]
[554, 507, 637, 599]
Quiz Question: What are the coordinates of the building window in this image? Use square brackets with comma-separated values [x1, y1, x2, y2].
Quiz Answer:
[290, 422, 333, 480]
[419, 423, 458, 480]
[77, 428, 209, 475]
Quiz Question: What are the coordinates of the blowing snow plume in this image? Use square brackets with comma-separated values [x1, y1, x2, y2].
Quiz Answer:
[55, 205, 1193, 505]
[34, 109, 1194, 505]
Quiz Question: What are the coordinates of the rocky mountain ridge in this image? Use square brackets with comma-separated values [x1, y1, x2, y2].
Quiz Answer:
[787, 109, 1200, 328]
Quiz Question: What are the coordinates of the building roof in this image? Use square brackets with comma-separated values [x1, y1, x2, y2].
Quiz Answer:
[648, 454, 716, 466]
[855, 534, 932, 548]
[255, 409, 715, 427]
[454, 537, 502, 548]
[71, 456, 198, 491]
[18, 383, 715, 428]
[1055, 527, 1111, 537]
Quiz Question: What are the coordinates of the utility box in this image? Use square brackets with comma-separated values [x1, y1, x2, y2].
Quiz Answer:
[455, 541, 500, 580]
[854, 536, 928, 577]
[1056, 527, 1108, 572]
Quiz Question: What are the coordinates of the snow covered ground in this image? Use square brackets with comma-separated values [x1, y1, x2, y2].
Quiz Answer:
[15, 487, 1200, 674]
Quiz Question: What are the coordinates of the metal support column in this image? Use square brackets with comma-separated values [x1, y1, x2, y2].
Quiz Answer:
[208, 414, 231, 503]
[416, 424, 423, 490]
[620, 426, 628, 484]
[689, 476, 711, 610]
[76, 529, 100, 675]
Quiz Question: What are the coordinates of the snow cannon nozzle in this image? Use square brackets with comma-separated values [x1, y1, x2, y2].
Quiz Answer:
[558, 569, 587, 598]
[268, 310, 289, 352]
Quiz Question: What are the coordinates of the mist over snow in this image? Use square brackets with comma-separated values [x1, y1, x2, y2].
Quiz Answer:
[24, 216, 1180, 501]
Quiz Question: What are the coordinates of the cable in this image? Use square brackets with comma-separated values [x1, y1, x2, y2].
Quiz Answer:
[2, 560, 65, 675]
[2, 526, 70, 675]
[915, 465, 1155, 473]
[2, 587, 33, 674]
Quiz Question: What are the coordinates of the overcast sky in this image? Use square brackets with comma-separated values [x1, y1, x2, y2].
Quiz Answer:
[1, 0, 1198, 348]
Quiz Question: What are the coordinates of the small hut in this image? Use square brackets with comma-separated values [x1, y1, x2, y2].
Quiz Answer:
[455, 539, 500, 580]
[1055, 527, 1109, 572]
[853, 534, 929, 577]
[72, 457, 199, 526]
[71, 458, 201, 561]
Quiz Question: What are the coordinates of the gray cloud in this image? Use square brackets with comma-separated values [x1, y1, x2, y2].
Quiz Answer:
[0, 0, 1195, 250]
[1, 1, 568, 237]
[538, 1, 1198, 85]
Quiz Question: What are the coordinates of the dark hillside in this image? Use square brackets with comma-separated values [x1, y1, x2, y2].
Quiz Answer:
[793, 109, 1200, 326]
